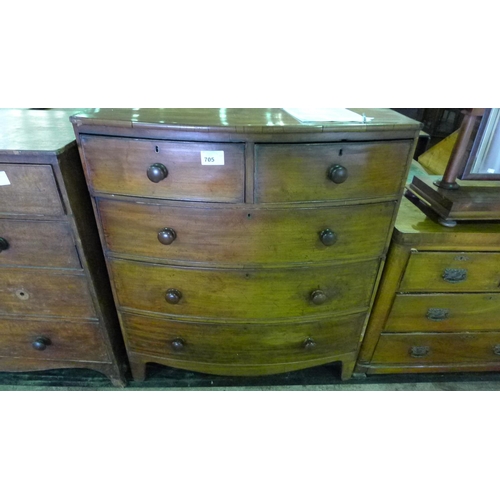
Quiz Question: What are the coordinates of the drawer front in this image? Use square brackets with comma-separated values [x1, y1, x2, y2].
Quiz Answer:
[110, 259, 379, 320]
[123, 312, 365, 364]
[0, 318, 109, 362]
[0, 164, 64, 217]
[385, 293, 500, 333]
[255, 141, 411, 203]
[0, 269, 97, 319]
[97, 198, 395, 265]
[400, 251, 500, 292]
[0, 220, 81, 269]
[372, 332, 500, 365]
[80, 135, 245, 202]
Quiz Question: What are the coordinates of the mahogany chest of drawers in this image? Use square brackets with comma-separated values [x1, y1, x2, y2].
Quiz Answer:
[0, 109, 126, 386]
[356, 174, 500, 376]
[71, 108, 420, 381]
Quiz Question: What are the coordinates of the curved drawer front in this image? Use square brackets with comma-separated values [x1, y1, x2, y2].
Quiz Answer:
[255, 141, 411, 203]
[0, 318, 109, 362]
[123, 311, 365, 364]
[0, 219, 80, 269]
[372, 332, 500, 365]
[110, 259, 379, 320]
[400, 251, 500, 292]
[97, 198, 395, 265]
[385, 293, 500, 333]
[81, 135, 245, 202]
[0, 269, 97, 319]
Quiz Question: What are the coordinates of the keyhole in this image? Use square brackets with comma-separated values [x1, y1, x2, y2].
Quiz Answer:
[16, 289, 30, 300]
[155, 146, 159, 153]
[247, 213, 252, 218]
[339, 149, 343, 156]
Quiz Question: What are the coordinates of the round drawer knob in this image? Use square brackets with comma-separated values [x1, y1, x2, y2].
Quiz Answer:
[158, 228, 177, 245]
[32, 336, 51, 351]
[303, 338, 317, 350]
[0, 237, 9, 252]
[493, 345, 500, 356]
[165, 288, 182, 304]
[171, 338, 185, 351]
[310, 290, 327, 305]
[319, 229, 337, 246]
[328, 165, 348, 184]
[147, 163, 168, 183]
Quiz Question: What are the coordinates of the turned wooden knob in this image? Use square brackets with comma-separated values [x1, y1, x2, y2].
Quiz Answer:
[0, 237, 9, 252]
[310, 290, 327, 305]
[328, 165, 348, 184]
[319, 229, 337, 246]
[32, 336, 51, 351]
[158, 228, 177, 245]
[303, 338, 317, 350]
[171, 338, 185, 351]
[165, 288, 182, 304]
[147, 163, 168, 183]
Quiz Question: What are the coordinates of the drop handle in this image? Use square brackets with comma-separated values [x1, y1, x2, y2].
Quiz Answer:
[171, 338, 185, 351]
[158, 228, 177, 245]
[319, 229, 337, 246]
[165, 288, 182, 304]
[328, 165, 348, 184]
[310, 290, 327, 305]
[147, 163, 168, 183]
[32, 336, 51, 351]
[303, 338, 317, 350]
[493, 345, 500, 356]
[0, 237, 9, 252]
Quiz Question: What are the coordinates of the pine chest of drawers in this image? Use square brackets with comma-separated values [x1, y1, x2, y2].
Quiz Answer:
[71, 108, 420, 381]
[0, 109, 126, 386]
[356, 178, 500, 376]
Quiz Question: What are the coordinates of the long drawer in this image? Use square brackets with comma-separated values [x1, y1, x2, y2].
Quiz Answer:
[399, 251, 500, 292]
[372, 332, 500, 365]
[385, 293, 500, 332]
[0, 268, 97, 318]
[0, 219, 80, 268]
[255, 141, 411, 203]
[80, 135, 245, 202]
[123, 311, 365, 364]
[0, 318, 109, 362]
[97, 198, 395, 265]
[110, 258, 379, 320]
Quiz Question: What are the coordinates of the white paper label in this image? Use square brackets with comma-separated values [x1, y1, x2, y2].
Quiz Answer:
[0, 171, 11, 186]
[201, 151, 224, 166]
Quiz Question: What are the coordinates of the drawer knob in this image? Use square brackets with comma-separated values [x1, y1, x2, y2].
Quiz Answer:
[158, 228, 177, 245]
[328, 165, 348, 184]
[426, 308, 449, 321]
[147, 163, 168, 183]
[165, 288, 182, 304]
[0, 237, 9, 252]
[319, 229, 337, 246]
[32, 336, 51, 351]
[409, 346, 430, 358]
[442, 268, 467, 283]
[171, 338, 185, 351]
[303, 338, 317, 350]
[493, 345, 500, 356]
[310, 290, 327, 305]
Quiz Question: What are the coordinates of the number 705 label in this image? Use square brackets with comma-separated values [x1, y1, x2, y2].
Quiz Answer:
[201, 151, 225, 166]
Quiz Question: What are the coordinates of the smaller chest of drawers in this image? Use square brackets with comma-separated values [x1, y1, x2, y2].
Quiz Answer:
[356, 179, 500, 376]
[0, 109, 126, 386]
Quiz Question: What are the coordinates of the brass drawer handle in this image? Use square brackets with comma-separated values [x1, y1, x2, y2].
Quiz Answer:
[171, 338, 185, 351]
[442, 268, 467, 284]
[310, 290, 327, 305]
[328, 165, 348, 184]
[493, 345, 500, 356]
[32, 336, 52, 351]
[147, 163, 168, 183]
[0, 237, 9, 252]
[319, 229, 337, 246]
[158, 228, 177, 245]
[165, 288, 182, 304]
[303, 338, 317, 350]
[409, 346, 430, 358]
[426, 308, 449, 321]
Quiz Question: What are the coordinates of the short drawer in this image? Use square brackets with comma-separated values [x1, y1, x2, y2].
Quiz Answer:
[110, 259, 379, 320]
[0, 219, 81, 269]
[372, 332, 500, 365]
[0, 318, 109, 362]
[0, 164, 64, 217]
[80, 135, 245, 202]
[123, 311, 365, 364]
[255, 140, 411, 203]
[385, 293, 500, 333]
[97, 198, 395, 265]
[0, 269, 97, 319]
[400, 251, 500, 292]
